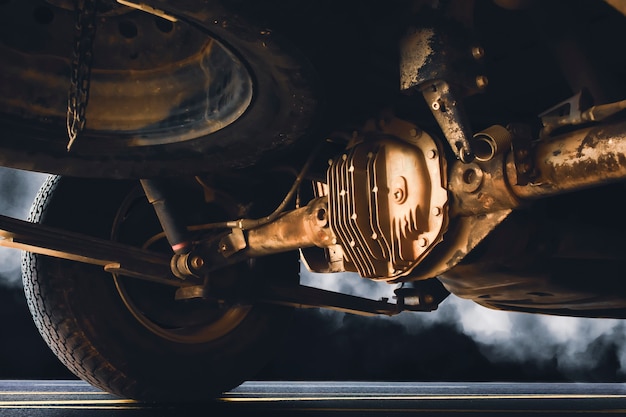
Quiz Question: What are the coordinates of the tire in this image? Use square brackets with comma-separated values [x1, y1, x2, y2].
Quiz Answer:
[22, 175, 297, 401]
[0, 0, 317, 178]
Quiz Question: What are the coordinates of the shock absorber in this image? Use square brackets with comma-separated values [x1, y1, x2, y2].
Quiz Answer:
[140, 179, 191, 255]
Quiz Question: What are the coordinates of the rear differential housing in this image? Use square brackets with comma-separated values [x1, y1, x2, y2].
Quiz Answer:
[326, 118, 448, 280]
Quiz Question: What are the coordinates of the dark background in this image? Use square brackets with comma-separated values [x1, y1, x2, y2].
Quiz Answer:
[1, 167, 625, 382]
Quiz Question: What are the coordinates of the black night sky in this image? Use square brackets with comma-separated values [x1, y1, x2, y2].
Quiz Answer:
[1, 167, 626, 383]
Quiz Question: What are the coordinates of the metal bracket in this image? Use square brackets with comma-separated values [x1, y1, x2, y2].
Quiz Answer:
[399, 7, 486, 163]
[540, 90, 626, 137]
[394, 278, 449, 312]
[539, 90, 593, 137]
[421, 80, 475, 162]
[218, 228, 247, 258]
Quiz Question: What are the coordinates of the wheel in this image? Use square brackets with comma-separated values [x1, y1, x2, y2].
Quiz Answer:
[22, 175, 297, 401]
[0, 0, 317, 178]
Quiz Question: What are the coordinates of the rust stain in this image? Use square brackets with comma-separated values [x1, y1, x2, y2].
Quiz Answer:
[576, 131, 601, 158]
[400, 27, 435, 90]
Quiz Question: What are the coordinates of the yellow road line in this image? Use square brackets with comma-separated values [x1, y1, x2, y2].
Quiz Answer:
[224, 391, 626, 397]
[0, 399, 137, 406]
[0, 405, 144, 410]
[221, 394, 626, 402]
[285, 408, 626, 414]
[0, 392, 109, 396]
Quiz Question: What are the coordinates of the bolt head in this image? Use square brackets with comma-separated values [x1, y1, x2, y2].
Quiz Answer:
[409, 128, 421, 138]
[471, 46, 485, 60]
[475, 75, 489, 89]
[190, 256, 204, 269]
[516, 149, 528, 158]
[431, 101, 441, 111]
[393, 189, 404, 202]
[461, 165, 484, 193]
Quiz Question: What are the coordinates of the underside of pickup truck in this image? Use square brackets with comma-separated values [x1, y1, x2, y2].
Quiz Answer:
[0, 0, 625, 401]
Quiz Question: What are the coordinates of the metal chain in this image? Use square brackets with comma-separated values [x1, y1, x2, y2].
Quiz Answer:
[67, 0, 98, 151]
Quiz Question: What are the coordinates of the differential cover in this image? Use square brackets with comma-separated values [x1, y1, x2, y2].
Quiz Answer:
[327, 118, 448, 280]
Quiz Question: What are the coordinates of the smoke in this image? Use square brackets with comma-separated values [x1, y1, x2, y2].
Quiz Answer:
[0, 167, 48, 287]
[299, 268, 626, 381]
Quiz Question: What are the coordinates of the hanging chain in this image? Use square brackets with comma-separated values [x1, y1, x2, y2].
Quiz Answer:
[67, 0, 98, 151]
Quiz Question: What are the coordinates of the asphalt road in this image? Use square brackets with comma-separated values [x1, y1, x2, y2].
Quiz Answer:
[1, 380, 626, 416]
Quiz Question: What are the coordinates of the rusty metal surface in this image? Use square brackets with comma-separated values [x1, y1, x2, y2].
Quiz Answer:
[0, 2, 253, 141]
[449, 120, 626, 215]
[421, 80, 475, 162]
[399, 2, 485, 162]
[0, 0, 319, 178]
[245, 197, 335, 258]
[399, 2, 483, 92]
[448, 158, 520, 216]
[399, 26, 436, 91]
[471, 125, 512, 162]
[510, 120, 626, 199]
[400, 209, 512, 282]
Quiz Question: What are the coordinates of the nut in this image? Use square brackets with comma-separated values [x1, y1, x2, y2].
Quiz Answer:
[475, 75, 489, 90]
[471, 46, 485, 60]
[460, 164, 484, 193]
[190, 256, 204, 269]
[409, 128, 421, 138]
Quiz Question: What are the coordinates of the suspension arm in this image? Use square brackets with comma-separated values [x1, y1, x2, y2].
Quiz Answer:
[258, 284, 399, 316]
[0, 214, 179, 286]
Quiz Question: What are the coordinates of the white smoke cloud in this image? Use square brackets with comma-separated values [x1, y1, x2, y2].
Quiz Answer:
[445, 296, 626, 376]
[0, 168, 48, 287]
[301, 267, 626, 379]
